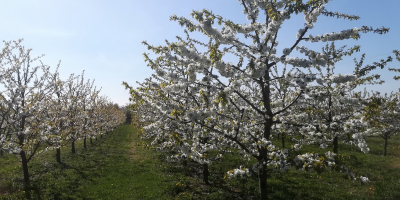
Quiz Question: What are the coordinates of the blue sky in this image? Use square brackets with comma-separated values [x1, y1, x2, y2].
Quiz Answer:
[1, 0, 399, 106]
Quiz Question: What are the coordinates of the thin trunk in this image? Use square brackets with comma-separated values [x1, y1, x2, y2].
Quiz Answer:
[18, 125, 30, 190]
[201, 136, 209, 184]
[72, 141, 76, 154]
[260, 64, 272, 199]
[84, 136, 87, 148]
[281, 135, 285, 149]
[56, 148, 61, 163]
[20, 150, 30, 190]
[182, 159, 187, 167]
[203, 163, 210, 185]
[95, 137, 97, 141]
[180, 140, 187, 167]
[384, 138, 388, 156]
[258, 164, 268, 200]
[259, 119, 272, 199]
[90, 137, 93, 144]
[333, 136, 338, 154]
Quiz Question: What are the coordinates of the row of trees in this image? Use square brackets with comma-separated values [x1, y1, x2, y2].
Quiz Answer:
[124, 0, 400, 199]
[0, 39, 126, 189]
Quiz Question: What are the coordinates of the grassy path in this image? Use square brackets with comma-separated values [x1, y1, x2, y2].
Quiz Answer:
[70, 124, 170, 199]
[0, 124, 174, 199]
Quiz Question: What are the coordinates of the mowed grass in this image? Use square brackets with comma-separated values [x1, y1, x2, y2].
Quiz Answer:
[0, 124, 400, 199]
[267, 134, 400, 199]
[0, 124, 175, 199]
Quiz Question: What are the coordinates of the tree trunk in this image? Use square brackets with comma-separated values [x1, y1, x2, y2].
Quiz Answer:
[56, 148, 61, 163]
[384, 138, 388, 156]
[90, 137, 93, 144]
[203, 163, 210, 185]
[84, 136, 87, 148]
[72, 141, 76, 154]
[182, 159, 187, 167]
[259, 118, 272, 199]
[20, 150, 30, 190]
[258, 164, 268, 200]
[281, 134, 285, 149]
[95, 137, 97, 141]
[333, 136, 338, 154]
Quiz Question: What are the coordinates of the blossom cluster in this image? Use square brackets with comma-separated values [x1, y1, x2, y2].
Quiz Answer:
[294, 151, 336, 172]
[226, 166, 251, 179]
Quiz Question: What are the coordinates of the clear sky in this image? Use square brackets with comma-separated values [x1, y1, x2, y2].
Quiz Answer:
[1, 0, 399, 106]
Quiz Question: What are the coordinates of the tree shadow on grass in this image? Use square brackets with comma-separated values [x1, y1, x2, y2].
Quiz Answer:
[163, 160, 259, 199]
[59, 162, 94, 182]
[25, 157, 97, 200]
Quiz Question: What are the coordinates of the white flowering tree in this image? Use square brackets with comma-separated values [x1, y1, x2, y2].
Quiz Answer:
[96, 97, 114, 136]
[125, 0, 392, 198]
[64, 72, 88, 154]
[123, 78, 168, 130]
[79, 78, 96, 149]
[85, 87, 102, 144]
[359, 91, 400, 156]
[125, 76, 231, 185]
[93, 95, 110, 138]
[279, 42, 394, 155]
[347, 49, 400, 156]
[0, 39, 56, 188]
[40, 71, 77, 163]
[101, 100, 125, 133]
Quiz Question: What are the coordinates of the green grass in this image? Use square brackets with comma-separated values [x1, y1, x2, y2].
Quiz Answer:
[267, 134, 400, 200]
[1, 125, 400, 199]
[0, 124, 175, 199]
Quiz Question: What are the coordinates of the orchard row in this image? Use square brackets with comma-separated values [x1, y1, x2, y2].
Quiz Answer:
[0, 39, 126, 189]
